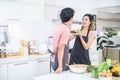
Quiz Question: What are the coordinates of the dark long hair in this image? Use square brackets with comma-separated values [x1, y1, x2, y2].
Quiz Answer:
[81, 14, 95, 31]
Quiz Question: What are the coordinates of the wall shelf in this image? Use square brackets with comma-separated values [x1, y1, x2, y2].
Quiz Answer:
[52, 19, 82, 24]
[103, 27, 120, 31]
[98, 18, 120, 22]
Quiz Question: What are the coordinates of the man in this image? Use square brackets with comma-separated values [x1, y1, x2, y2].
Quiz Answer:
[51, 7, 75, 73]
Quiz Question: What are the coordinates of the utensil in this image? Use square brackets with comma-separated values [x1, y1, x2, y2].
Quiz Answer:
[65, 63, 70, 67]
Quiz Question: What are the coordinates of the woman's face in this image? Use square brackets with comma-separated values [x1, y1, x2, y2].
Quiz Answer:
[82, 16, 91, 28]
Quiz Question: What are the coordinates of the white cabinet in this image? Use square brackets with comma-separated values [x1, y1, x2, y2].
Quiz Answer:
[0, 1, 22, 20]
[22, 0, 44, 21]
[8, 61, 32, 80]
[35, 58, 50, 76]
[7, 58, 50, 80]
[0, 64, 7, 80]
[31, 58, 50, 77]
[0, 0, 44, 21]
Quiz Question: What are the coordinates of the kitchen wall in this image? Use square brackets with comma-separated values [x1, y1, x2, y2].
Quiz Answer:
[0, 0, 120, 51]
[44, 0, 98, 50]
[97, 12, 120, 45]
[96, 0, 120, 8]
[0, 0, 48, 51]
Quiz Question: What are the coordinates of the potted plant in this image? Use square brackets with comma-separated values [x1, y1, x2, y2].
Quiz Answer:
[97, 27, 117, 60]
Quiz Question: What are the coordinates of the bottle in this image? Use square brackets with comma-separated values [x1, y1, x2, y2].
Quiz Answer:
[19, 40, 28, 56]
[106, 55, 111, 66]
[19, 47, 24, 56]
[28, 41, 31, 55]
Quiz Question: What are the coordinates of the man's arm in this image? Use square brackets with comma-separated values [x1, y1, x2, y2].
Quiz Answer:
[54, 43, 65, 73]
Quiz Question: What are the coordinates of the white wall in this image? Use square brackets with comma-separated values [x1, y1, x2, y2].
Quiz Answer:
[44, 0, 96, 9]
[97, 12, 120, 31]
[96, 0, 120, 8]
[44, 0, 97, 22]
[0, 0, 120, 51]
[97, 12, 120, 45]
[0, 0, 47, 51]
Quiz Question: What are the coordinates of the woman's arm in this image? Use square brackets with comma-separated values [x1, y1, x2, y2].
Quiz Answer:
[79, 32, 95, 50]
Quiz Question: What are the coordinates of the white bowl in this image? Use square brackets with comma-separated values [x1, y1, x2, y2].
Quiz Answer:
[69, 64, 88, 73]
[99, 76, 112, 80]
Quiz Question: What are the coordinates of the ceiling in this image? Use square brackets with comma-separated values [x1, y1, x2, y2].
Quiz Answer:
[96, 5, 120, 14]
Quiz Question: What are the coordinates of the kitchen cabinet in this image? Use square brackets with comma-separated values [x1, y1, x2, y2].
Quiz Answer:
[35, 58, 50, 76]
[7, 58, 50, 80]
[0, 64, 8, 80]
[8, 61, 32, 80]
[31, 58, 50, 77]
[22, 0, 44, 21]
[0, 0, 44, 21]
[0, 54, 50, 80]
[0, 1, 22, 20]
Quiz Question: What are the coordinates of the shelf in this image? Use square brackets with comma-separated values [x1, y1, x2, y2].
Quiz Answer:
[52, 19, 82, 24]
[98, 18, 120, 22]
[103, 27, 120, 30]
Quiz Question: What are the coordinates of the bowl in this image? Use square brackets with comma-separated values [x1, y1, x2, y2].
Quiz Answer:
[99, 76, 112, 80]
[69, 64, 88, 73]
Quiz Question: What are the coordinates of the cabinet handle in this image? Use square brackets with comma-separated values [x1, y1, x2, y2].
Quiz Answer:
[37, 60, 48, 62]
[14, 62, 28, 65]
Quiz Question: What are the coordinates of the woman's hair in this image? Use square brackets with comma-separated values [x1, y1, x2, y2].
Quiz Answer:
[81, 14, 95, 31]
[60, 7, 75, 23]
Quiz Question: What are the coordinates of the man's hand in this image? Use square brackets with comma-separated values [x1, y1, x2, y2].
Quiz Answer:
[54, 67, 62, 73]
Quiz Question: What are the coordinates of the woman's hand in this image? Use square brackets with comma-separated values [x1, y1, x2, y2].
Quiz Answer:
[78, 31, 82, 37]
[54, 67, 62, 73]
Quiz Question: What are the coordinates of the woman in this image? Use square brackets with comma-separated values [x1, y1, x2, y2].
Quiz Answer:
[69, 14, 95, 65]
[51, 7, 75, 73]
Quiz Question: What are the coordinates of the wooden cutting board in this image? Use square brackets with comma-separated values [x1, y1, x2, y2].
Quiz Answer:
[112, 77, 120, 80]
[7, 53, 21, 57]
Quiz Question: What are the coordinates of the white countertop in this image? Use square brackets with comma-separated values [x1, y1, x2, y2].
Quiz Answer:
[0, 54, 50, 65]
[32, 71, 99, 80]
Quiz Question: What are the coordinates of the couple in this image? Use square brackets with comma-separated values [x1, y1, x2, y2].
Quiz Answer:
[51, 7, 95, 73]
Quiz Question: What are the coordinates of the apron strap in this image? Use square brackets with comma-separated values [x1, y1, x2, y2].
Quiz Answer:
[87, 29, 90, 37]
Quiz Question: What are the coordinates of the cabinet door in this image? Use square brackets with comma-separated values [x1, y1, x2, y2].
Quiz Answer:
[22, 0, 44, 21]
[0, 1, 22, 20]
[0, 64, 7, 80]
[8, 61, 32, 80]
[36, 58, 50, 76]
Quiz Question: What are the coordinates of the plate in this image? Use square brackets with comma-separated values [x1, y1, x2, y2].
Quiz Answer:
[71, 30, 82, 35]
[71, 33, 79, 35]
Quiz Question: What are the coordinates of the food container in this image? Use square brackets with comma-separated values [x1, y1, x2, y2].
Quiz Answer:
[68, 64, 88, 73]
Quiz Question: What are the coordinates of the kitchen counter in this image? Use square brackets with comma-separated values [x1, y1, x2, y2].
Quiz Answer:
[32, 71, 99, 80]
[0, 54, 50, 65]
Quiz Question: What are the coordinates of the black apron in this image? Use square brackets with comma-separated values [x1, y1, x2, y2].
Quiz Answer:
[69, 30, 91, 65]
[50, 43, 69, 72]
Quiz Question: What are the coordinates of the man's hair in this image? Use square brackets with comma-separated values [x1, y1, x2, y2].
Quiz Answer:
[60, 8, 75, 23]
